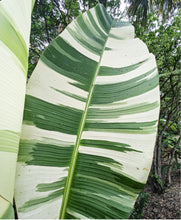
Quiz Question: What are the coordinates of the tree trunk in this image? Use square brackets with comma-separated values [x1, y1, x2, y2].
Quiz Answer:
[154, 105, 179, 178]
[165, 134, 181, 186]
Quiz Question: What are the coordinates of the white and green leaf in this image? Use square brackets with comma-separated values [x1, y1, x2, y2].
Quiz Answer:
[15, 4, 160, 219]
[0, 0, 35, 218]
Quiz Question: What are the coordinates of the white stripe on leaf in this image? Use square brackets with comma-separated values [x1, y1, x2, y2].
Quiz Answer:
[26, 61, 87, 110]
[96, 55, 156, 85]
[21, 125, 77, 143]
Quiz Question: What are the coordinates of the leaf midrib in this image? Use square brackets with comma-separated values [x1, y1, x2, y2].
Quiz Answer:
[59, 17, 114, 219]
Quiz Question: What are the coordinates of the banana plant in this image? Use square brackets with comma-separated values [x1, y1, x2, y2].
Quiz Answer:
[0, 0, 35, 218]
[0, 2, 160, 219]
[14, 4, 160, 219]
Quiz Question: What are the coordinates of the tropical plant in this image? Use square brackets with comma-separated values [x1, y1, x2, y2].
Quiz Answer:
[0, 2, 160, 219]
[14, 3, 160, 219]
[0, 0, 35, 218]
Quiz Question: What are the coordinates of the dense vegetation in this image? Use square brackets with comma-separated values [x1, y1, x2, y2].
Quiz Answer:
[0, 1, 180, 218]
[29, 0, 181, 191]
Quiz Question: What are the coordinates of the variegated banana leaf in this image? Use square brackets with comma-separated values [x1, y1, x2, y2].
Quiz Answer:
[0, 0, 35, 218]
[15, 4, 160, 219]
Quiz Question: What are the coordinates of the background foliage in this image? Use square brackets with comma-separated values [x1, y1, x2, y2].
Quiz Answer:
[134, 9, 181, 188]
[28, 0, 181, 204]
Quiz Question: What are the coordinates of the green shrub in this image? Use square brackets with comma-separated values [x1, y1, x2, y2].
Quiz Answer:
[130, 192, 151, 219]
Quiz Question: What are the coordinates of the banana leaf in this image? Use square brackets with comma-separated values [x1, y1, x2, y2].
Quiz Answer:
[0, 0, 35, 218]
[15, 4, 160, 219]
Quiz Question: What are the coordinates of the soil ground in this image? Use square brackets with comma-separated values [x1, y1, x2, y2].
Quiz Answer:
[142, 170, 181, 219]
